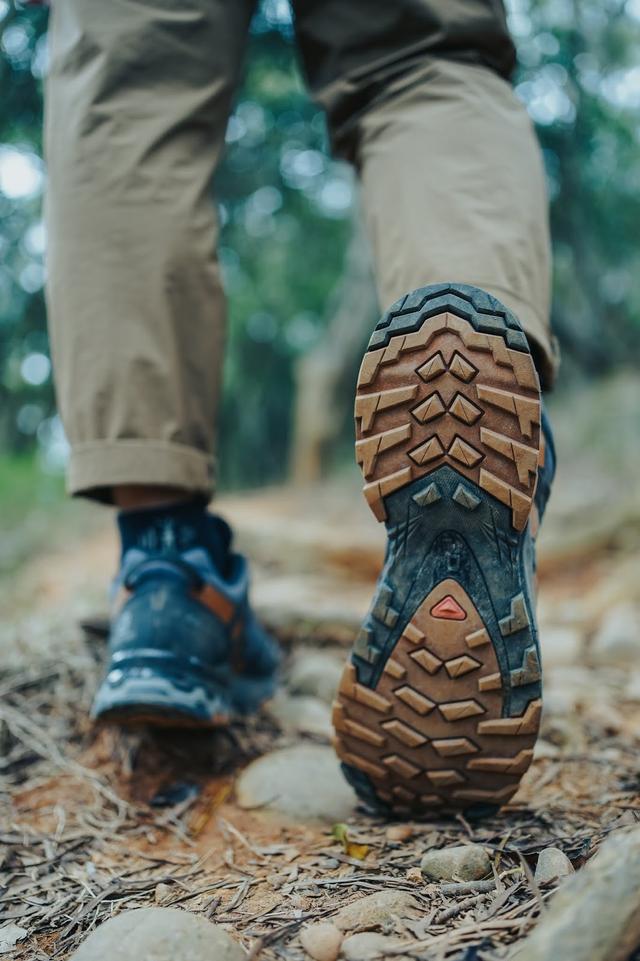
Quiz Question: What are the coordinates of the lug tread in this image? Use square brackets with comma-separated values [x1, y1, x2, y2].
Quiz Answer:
[334, 579, 540, 813]
[354, 296, 541, 530]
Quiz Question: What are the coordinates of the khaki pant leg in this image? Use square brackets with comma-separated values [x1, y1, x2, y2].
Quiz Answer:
[357, 59, 558, 387]
[45, 0, 255, 501]
[293, 1, 559, 388]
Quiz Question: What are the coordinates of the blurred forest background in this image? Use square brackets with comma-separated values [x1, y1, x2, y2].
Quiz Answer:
[1, 0, 639, 567]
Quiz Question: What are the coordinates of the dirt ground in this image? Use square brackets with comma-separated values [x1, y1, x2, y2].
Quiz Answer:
[2, 379, 640, 960]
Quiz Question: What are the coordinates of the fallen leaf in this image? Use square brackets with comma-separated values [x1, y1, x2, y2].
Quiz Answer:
[332, 823, 369, 860]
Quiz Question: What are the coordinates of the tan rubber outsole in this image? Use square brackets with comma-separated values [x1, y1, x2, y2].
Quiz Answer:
[333, 294, 543, 815]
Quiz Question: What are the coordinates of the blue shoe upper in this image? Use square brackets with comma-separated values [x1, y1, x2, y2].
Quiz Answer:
[534, 402, 556, 525]
[111, 539, 280, 680]
[93, 509, 280, 721]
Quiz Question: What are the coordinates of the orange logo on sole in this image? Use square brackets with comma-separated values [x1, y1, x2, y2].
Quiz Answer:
[430, 595, 467, 620]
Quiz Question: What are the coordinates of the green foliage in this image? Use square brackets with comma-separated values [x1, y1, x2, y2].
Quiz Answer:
[214, 15, 353, 486]
[0, 3, 52, 460]
[0, 451, 66, 573]
[0, 0, 639, 491]
[511, 0, 640, 376]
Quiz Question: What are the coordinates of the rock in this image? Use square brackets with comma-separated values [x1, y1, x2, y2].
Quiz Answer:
[513, 826, 640, 961]
[333, 890, 420, 932]
[267, 692, 333, 738]
[300, 922, 343, 961]
[0, 923, 27, 952]
[236, 745, 356, 823]
[386, 824, 414, 843]
[534, 847, 575, 885]
[420, 844, 491, 882]
[533, 738, 560, 760]
[154, 882, 174, 905]
[540, 626, 583, 667]
[69, 908, 246, 961]
[591, 604, 640, 665]
[288, 648, 345, 704]
[341, 932, 406, 961]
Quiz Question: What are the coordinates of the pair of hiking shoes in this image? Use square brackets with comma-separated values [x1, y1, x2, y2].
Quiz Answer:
[94, 283, 555, 817]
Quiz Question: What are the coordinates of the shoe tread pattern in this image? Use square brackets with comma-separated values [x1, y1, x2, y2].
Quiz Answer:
[333, 579, 540, 812]
[339, 284, 543, 815]
[354, 288, 541, 532]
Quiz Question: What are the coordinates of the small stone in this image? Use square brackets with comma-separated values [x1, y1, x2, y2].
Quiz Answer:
[540, 626, 583, 667]
[333, 890, 420, 932]
[591, 603, 640, 665]
[386, 824, 414, 843]
[288, 648, 345, 704]
[533, 738, 560, 760]
[512, 824, 640, 961]
[534, 847, 575, 885]
[405, 867, 423, 884]
[341, 932, 406, 961]
[0, 923, 27, 952]
[300, 922, 343, 961]
[69, 908, 246, 961]
[267, 692, 332, 738]
[420, 844, 491, 882]
[236, 745, 356, 823]
[154, 882, 173, 905]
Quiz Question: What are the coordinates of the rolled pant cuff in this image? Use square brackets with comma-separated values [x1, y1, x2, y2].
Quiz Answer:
[67, 440, 215, 503]
[480, 283, 560, 391]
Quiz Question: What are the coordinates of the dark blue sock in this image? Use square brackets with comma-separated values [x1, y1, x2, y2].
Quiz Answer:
[117, 499, 232, 575]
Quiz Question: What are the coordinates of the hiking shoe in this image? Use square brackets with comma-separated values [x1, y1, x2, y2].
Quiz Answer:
[333, 283, 555, 817]
[92, 514, 280, 727]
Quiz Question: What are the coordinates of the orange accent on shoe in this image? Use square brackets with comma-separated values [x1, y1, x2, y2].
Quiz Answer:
[430, 595, 467, 621]
[195, 584, 235, 624]
[111, 586, 132, 616]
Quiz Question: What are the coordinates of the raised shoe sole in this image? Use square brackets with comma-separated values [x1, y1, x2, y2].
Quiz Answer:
[333, 283, 543, 817]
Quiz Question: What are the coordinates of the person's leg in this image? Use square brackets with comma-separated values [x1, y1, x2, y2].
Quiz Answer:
[293, 0, 558, 388]
[294, 0, 557, 814]
[355, 58, 558, 388]
[45, 0, 280, 726]
[45, 0, 254, 505]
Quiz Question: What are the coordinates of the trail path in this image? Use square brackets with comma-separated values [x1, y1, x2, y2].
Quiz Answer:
[2, 394, 640, 959]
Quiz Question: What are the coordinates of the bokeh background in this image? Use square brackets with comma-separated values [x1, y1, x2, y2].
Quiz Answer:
[1, 0, 639, 573]
[3, 8, 640, 954]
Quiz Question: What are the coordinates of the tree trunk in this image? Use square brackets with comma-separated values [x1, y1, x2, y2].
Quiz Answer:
[290, 214, 377, 484]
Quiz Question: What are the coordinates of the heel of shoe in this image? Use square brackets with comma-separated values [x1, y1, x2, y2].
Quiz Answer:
[92, 651, 279, 728]
[91, 657, 231, 727]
